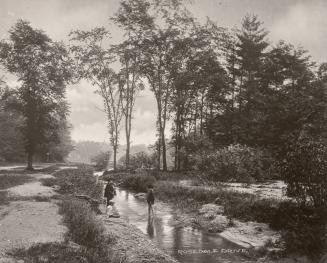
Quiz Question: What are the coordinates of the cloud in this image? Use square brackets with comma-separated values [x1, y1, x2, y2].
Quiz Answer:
[66, 81, 105, 126]
[270, 1, 327, 63]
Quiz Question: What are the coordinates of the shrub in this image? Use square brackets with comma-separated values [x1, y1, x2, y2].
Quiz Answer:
[279, 138, 327, 258]
[53, 166, 103, 199]
[194, 144, 277, 182]
[59, 198, 113, 249]
[281, 138, 327, 207]
[121, 173, 156, 192]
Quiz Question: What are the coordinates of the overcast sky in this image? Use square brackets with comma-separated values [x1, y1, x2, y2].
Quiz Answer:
[1, 0, 327, 145]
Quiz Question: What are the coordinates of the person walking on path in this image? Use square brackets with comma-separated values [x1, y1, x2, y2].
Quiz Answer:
[147, 185, 155, 216]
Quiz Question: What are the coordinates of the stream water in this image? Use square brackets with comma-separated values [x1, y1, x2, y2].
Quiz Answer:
[112, 188, 255, 263]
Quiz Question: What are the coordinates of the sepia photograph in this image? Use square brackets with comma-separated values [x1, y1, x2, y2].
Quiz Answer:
[0, 0, 326, 262]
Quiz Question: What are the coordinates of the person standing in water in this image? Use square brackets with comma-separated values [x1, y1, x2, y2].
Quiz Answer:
[147, 185, 155, 216]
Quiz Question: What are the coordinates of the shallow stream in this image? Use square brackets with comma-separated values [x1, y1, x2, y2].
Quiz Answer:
[112, 188, 255, 263]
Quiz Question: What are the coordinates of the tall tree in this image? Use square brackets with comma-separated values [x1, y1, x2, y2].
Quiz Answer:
[0, 20, 73, 169]
[111, 5, 147, 168]
[235, 14, 269, 145]
[141, 1, 193, 171]
[70, 28, 124, 170]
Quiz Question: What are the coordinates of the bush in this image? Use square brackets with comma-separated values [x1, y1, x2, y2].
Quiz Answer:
[281, 138, 327, 207]
[53, 166, 103, 199]
[121, 173, 156, 192]
[59, 198, 111, 248]
[194, 144, 277, 182]
[59, 198, 117, 263]
[279, 138, 327, 258]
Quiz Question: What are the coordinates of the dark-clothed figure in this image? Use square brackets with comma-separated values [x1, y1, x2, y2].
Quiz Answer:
[147, 185, 155, 215]
[104, 180, 116, 206]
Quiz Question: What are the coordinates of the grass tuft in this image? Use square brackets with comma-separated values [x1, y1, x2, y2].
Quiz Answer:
[58, 198, 117, 262]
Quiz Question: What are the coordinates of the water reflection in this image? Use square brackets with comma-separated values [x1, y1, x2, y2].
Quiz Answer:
[147, 214, 154, 238]
[113, 188, 254, 263]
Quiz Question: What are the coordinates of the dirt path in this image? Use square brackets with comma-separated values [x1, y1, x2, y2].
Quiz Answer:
[0, 171, 66, 258]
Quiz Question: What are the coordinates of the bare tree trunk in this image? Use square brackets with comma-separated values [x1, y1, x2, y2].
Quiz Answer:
[200, 92, 204, 135]
[157, 135, 161, 170]
[125, 113, 130, 168]
[161, 128, 167, 171]
[113, 145, 117, 171]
